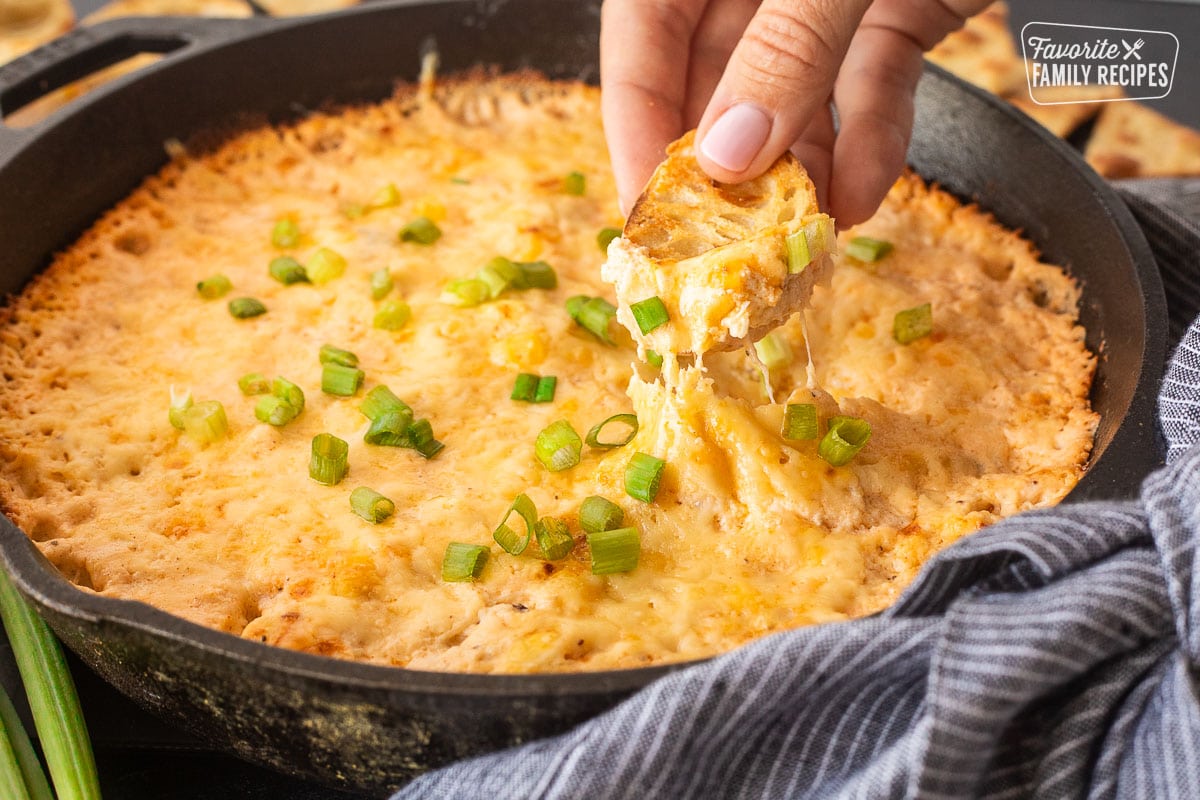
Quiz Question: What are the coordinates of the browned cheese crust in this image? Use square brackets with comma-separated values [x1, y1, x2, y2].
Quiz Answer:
[0, 74, 1097, 673]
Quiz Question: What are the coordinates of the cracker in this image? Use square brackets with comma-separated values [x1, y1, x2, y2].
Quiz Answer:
[926, 1, 1026, 96]
[252, 0, 359, 16]
[84, 0, 252, 23]
[1085, 101, 1200, 178]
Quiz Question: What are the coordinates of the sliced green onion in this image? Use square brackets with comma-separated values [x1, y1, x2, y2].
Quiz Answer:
[342, 202, 366, 220]
[625, 452, 665, 503]
[367, 182, 401, 211]
[350, 487, 395, 524]
[408, 418, 435, 448]
[563, 170, 586, 196]
[373, 300, 412, 331]
[307, 247, 347, 284]
[630, 297, 670, 335]
[754, 332, 793, 370]
[319, 344, 359, 368]
[322, 363, 365, 396]
[255, 395, 300, 427]
[228, 297, 267, 319]
[845, 236, 893, 263]
[568, 296, 617, 345]
[364, 409, 415, 446]
[566, 295, 586, 319]
[408, 419, 444, 459]
[477, 257, 523, 298]
[272, 376, 305, 412]
[586, 413, 638, 449]
[196, 274, 232, 299]
[786, 228, 812, 274]
[818, 415, 872, 466]
[309, 433, 349, 485]
[450, 176, 471, 185]
[587, 527, 640, 574]
[416, 438, 445, 459]
[782, 403, 819, 441]
[180, 400, 228, 444]
[597, 227, 621, 251]
[534, 375, 557, 403]
[579, 495, 624, 534]
[511, 373, 539, 402]
[535, 419, 583, 472]
[893, 303, 933, 345]
[493, 493, 537, 555]
[360, 385, 409, 421]
[271, 218, 300, 249]
[442, 542, 489, 582]
[535, 517, 575, 561]
[784, 216, 836, 274]
[399, 216, 442, 245]
[645, 349, 664, 368]
[0, 683, 54, 800]
[168, 385, 192, 430]
[0, 569, 101, 800]
[518, 261, 557, 290]
[269, 256, 309, 285]
[440, 278, 491, 307]
[370, 268, 394, 300]
[238, 372, 270, 395]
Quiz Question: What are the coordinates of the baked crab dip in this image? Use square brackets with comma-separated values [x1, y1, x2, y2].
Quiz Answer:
[0, 72, 1098, 673]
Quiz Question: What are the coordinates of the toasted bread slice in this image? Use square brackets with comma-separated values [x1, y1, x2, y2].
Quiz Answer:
[1085, 100, 1200, 178]
[0, 0, 73, 67]
[602, 130, 835, 356]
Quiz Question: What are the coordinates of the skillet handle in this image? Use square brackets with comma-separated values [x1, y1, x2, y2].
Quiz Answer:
[0, 16, 270, 151]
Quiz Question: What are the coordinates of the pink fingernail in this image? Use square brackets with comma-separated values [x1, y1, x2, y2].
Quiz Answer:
[700, 103, 772, 173]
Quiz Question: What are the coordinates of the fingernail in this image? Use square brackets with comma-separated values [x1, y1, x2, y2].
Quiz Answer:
[700, 103, 772, 173]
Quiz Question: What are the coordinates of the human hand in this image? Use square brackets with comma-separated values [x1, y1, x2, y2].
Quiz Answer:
[600, 0, 993, 224]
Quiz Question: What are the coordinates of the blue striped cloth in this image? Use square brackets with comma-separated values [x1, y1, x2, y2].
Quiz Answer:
[395, 183, 1200, 799]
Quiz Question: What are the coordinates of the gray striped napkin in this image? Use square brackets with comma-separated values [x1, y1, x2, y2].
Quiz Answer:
[395, 184, 1200, 800]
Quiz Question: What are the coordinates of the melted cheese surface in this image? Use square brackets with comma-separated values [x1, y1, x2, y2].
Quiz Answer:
[0, 75, 1097, 673]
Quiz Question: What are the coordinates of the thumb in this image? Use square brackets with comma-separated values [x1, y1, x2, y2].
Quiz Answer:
[695, 0, 871, 185]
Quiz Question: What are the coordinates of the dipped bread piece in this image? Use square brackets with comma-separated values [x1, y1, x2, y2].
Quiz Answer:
[601, 130, 835, 357]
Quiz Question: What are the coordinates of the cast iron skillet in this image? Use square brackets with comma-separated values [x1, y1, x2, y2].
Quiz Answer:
[0, 0, 1168, 794]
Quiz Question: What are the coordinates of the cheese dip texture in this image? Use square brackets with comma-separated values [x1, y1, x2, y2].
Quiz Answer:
[0, 74, 1097, 673]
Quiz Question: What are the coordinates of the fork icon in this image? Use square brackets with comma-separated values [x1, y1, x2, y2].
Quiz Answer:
[1122, 38, 1145, 60]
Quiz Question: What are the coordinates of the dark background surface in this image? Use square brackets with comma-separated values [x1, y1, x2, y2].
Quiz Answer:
[2, 0, 1198, 798]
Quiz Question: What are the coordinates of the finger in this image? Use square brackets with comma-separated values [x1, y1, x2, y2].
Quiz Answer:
[682, 0, 760, 126]
[600, 0, 710, 214]
[789, 99, 835, 212]
[825, 0, 988, 224]
[827, 24, 925, 225]
[693, 0, 872, 184]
